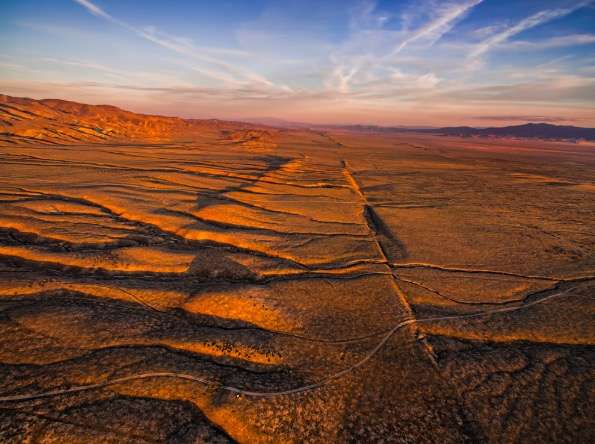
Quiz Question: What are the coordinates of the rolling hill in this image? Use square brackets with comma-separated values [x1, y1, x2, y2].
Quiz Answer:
[431, 122, 595, 141]
[0, 94, 263, 145]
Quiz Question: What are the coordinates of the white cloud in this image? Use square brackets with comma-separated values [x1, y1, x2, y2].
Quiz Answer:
[325, 0, 483, 94]
[469, 2, 592, 59]
[470, 23, 508, 39]
[416, 72, 441, 88]
[505, 33, 595, 50]
[350, 0, 390, 30]
[71, 0, 274, 88]
[72, 0, 113, 21]
[391, 0, 483, 55]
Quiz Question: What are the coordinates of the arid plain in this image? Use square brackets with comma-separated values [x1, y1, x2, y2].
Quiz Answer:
[0, 97, 594, 443]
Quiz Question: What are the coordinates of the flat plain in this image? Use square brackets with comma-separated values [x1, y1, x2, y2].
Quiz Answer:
[1, 121, 594, 442]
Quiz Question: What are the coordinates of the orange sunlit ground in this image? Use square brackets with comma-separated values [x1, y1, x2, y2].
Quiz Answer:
[0, 95, 594, 443]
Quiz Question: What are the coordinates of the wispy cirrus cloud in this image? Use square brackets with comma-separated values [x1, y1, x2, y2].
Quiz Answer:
[39, 56, 192, 87]
[41, 57, 124, 78]
[505, 33, 595, 50]
[432, 76, 595, 104]
[391, 0, 483, 55]
[473, 115, 575, 123]
[469, 1, 593, 59]
[72, 0, 112, 21]
[72, 0, 275, 88]
[326, 0, 484, 94]
[349, 0, 390, 30]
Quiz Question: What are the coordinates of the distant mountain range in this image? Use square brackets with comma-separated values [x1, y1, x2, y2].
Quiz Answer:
[245, 118, 595, 141]
[425, 123, 595, 141]
[319, 122, 595, 141]
[2, 94, 593, 145]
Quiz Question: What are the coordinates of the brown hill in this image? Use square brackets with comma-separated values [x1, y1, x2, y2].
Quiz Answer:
[220, 129, 278, 150]
[0, 94, 263, 145]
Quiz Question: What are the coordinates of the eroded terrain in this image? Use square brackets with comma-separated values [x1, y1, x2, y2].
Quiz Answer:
[0, 128, 594, 443]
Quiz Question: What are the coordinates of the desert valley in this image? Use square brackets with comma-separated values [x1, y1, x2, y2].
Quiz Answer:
[0, 94, 593, 443]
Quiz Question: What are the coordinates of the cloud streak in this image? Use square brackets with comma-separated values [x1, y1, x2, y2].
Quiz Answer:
[72, 0, 112, 21]
[469, 1, 593, 58]
[505, 33, 595, 50]
[72, 0, 275, 88]
[327, 0, 483, 94]
[473, 115, 574, 123]
[392, 0, 483, 55]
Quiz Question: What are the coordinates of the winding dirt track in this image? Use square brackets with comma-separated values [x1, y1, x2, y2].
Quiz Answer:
[0, 289, 570, 402]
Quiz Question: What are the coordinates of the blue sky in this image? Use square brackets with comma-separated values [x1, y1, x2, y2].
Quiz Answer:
[1, 0, 594, 125]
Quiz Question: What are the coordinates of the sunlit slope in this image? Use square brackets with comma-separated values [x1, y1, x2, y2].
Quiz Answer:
[0, 94, 279, 146]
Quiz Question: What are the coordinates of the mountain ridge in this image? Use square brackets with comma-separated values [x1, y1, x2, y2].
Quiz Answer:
[430, 122, 595, 141]
[318, 122, 595, 141]
[0, 94, 265, 146]
[2, 94, 593, 144]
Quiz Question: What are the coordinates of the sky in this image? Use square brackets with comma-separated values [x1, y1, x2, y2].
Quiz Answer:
[1, 0, 594, 126]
